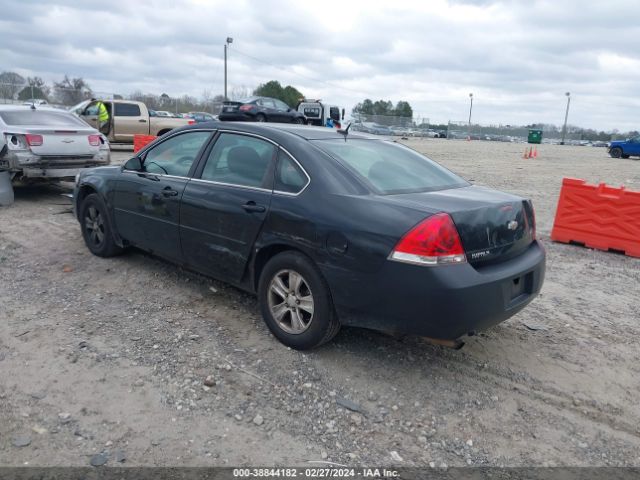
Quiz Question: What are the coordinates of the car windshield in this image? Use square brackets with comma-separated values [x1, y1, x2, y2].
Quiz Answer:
[0, 110, 87, 127]
[312, 139, 468, 194]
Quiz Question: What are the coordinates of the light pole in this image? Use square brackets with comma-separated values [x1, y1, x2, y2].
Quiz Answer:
[560, 92, 571, 145]
[467, 93, 473, 137]
[224, 37, 233, 101]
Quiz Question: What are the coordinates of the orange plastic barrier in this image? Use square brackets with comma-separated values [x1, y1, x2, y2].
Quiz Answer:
[551, 178, 640, 258]
[133, 134, 157, 153]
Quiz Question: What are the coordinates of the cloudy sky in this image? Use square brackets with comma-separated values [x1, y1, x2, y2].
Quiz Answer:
[2, 0, 639, 130]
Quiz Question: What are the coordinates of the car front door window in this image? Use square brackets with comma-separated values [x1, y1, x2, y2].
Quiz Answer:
[143, 131, 211, 177]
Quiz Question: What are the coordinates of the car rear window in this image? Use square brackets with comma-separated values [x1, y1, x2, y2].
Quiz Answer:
[0, 110, 86, 127]
[313, 139, 468, 194]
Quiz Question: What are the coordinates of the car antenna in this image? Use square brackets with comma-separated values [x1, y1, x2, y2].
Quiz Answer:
[337, 122, 352, 141]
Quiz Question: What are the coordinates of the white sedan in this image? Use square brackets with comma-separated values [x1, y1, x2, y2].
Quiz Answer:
[0, 105, 110, 181]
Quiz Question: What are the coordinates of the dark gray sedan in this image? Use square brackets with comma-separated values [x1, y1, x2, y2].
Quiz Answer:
[74, 122, 545, 350]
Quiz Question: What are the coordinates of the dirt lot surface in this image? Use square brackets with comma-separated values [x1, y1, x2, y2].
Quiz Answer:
[1, 140, 638, 467]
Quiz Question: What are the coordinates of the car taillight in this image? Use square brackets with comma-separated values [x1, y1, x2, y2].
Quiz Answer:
[239, 105, 252, 112]
[25, 134, 43, 147]
[389, 213, 466, 266]
[188, 120, 196, 125]
[88, 134, 101, 146]
[530, 205, 537, 240]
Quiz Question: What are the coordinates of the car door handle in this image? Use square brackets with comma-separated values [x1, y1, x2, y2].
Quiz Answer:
[242, 201, 266, 213]
[162, 186, 179, 197]
[138, 119, 147, 123]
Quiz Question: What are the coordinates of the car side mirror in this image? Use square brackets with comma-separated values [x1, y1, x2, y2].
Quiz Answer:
[124, 157, 143, 171]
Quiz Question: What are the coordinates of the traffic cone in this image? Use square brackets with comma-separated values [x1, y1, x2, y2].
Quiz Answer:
[523, 148, 529, 159]
[533, 147, 538, 158]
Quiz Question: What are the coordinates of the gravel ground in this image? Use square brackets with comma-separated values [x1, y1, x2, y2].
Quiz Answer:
[0, 139, 638, 467]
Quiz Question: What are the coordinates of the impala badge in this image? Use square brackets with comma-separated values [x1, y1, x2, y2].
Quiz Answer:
[507, 220, 518, 230]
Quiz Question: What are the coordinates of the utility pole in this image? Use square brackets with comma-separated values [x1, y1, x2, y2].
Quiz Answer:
[467, 93, 473, 138]
[224, 37, 233, 101]
[560, 92, 571, 145]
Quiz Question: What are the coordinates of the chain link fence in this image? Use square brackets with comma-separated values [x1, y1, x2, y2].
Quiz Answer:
[446, 120, 592, 144]
[350, 113, 432, 136]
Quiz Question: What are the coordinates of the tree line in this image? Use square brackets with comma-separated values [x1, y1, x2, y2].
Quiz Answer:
[0, 71, 93, 105]
[352, 99, 414, 118]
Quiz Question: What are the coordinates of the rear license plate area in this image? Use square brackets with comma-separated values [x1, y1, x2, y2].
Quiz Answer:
[506, 272, 534, 307]
[510, 275, 525, 299]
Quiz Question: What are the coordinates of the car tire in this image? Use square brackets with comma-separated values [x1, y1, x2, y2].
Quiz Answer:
[258, 251, 340, 350]
[293, 117, 305, 125]
[256, 114, 267, 123]
[610, 147, 622, 158]
[80, 193, 123, 258]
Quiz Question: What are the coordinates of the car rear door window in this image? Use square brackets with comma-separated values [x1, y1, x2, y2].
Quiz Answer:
[200, 133, 276, 189]
[258, 98, 275, 109]
[114, 103, 141, 117]
[273, 99, 289, 111]
[142, 131, 211, 177]
[274, 150, 308, 194]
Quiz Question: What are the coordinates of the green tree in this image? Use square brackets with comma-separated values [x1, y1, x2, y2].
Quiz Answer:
[394, 101, 413, 118]
[253, 80, 304, 108]
[352, 98, 413, 119]
[352, 98, 374, 116]
[18, 76, 50, 101]
[372, 100, 393, 115]
[282, 85, 304, 108]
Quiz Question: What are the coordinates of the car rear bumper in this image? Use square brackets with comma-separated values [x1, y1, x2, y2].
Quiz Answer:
[1, 151, 110, 179]
[325, 240, 546, 339]
[21, 167, 91, 178]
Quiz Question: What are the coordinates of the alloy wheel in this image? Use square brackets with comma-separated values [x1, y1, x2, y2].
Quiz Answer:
[84, 206, 105, 246]
[267, 269, 314, 334]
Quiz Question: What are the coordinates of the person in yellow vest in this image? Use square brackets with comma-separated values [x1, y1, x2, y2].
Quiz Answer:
[91, 98, 110, 134]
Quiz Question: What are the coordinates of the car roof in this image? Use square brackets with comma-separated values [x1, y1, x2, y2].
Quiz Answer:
[0, 105, 70, 113]
[180, 121, 378, 141]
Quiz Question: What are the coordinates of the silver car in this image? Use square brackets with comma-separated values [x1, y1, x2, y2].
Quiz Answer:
[0, 105, 110, 181]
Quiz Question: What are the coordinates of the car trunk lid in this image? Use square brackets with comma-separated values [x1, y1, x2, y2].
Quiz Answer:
[389, 185, 536, 266]
[25, 128, 99, 157]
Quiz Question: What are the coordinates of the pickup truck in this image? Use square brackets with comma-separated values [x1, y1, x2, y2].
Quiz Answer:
[70, 100, 193, 144]
[608, 136, 640, 159]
